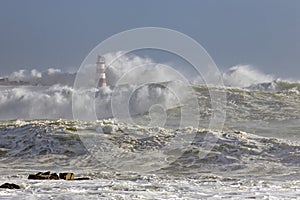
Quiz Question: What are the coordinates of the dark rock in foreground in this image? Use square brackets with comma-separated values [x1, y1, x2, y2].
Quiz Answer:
[74, 177, 91, 180]
[28, 171, 59, 180]
[59, 173, 74, 180]
[28, 171, 91, 181]
[0, 183, 20, 189]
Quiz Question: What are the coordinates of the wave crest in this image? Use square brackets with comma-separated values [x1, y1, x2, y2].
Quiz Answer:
[223, 65, 274, 88]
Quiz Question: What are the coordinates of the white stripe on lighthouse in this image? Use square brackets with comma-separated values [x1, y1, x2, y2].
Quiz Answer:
[96, 55, 107, 88]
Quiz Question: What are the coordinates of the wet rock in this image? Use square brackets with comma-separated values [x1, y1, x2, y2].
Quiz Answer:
[41, 171, 50, 176]
[59, 173, 74, 180]
[74, 177, 92, 180]
[28, 171, 59, 180]
[27, 171, 90, 181]
[0, 183, 20, 189]
[50, 173, 59, 180]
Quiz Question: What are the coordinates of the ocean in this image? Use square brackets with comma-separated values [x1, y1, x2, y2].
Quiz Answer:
[0, 65, 300, 199]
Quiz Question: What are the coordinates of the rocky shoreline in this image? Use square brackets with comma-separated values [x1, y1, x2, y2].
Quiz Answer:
[0, 171, 91, 189]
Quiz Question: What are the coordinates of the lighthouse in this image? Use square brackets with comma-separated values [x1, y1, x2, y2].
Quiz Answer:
[96, 55, 107, 87]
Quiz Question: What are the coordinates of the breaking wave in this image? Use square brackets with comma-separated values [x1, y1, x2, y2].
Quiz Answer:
[0, 54, 299, 121]
[222, 65, 274, 88]
[1, 55, 300, 199]
[0, 83, 186, 121]
[0, 119, 300, 176]
[2, 58, 299, 91]
[222, 65, 300, 92]
[6, 68, 75, 86]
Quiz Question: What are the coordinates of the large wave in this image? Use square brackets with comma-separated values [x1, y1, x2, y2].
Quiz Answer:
[0, 53, 196, 121]
[2, 57, 298, 91]
[1, 119, 300, 175]
[6, 68, 75, 86]
[222, 65, 274, 88]
[3, 52, 181, 87]
[221, 65, 300, 92]
[0, 54, 299, 121]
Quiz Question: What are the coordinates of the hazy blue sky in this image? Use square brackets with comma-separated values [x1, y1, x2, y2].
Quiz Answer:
[0, 0, 299, 79]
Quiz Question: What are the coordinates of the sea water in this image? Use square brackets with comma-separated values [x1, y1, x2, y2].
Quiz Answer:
[0, 65, 300, 199]
[0, 117, 300, 199]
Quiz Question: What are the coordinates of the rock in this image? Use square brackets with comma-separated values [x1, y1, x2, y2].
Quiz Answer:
[28, 171, 59, 180]
[0, 183, 20, 189]
[41, 171, 50, 176]
[50, 173, 59, 180]
[28, 174, 38, 180]
[74, 177, 92, 180]
[59, 173, 74, 180]
[27, 171, 90, 181]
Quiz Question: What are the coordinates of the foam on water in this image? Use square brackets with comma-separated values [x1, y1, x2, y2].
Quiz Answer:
[1, 54, 300, 198]
[0, 119, 300, 175]
[1, 119, 300, 199]
[222, 65, 274, 88]
[1, 175, 300, 199]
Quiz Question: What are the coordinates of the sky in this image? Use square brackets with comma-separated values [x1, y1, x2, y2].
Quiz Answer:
[0, 0, 299, 79]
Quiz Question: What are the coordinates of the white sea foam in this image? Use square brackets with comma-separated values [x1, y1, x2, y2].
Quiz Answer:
[1, 54, 299, 121]
[0, 85, 73, 120]
[222, 65, 275, 88]
[7, 68, 75, 86]
[2, 56, 298, 90]
[4, 52, 182, 87]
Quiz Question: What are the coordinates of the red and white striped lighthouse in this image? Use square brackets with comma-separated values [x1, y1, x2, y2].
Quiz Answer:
[96, 55, 107, 87]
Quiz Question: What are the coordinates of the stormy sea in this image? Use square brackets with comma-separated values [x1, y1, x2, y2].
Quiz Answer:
[0, 58, 300, 199]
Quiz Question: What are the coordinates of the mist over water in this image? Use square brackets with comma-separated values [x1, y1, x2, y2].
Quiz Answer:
[0, 53, 190, 120]
[0, 53, 299, 121]
[222, 65, 275, 88]
[1, 53, 300, 199]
